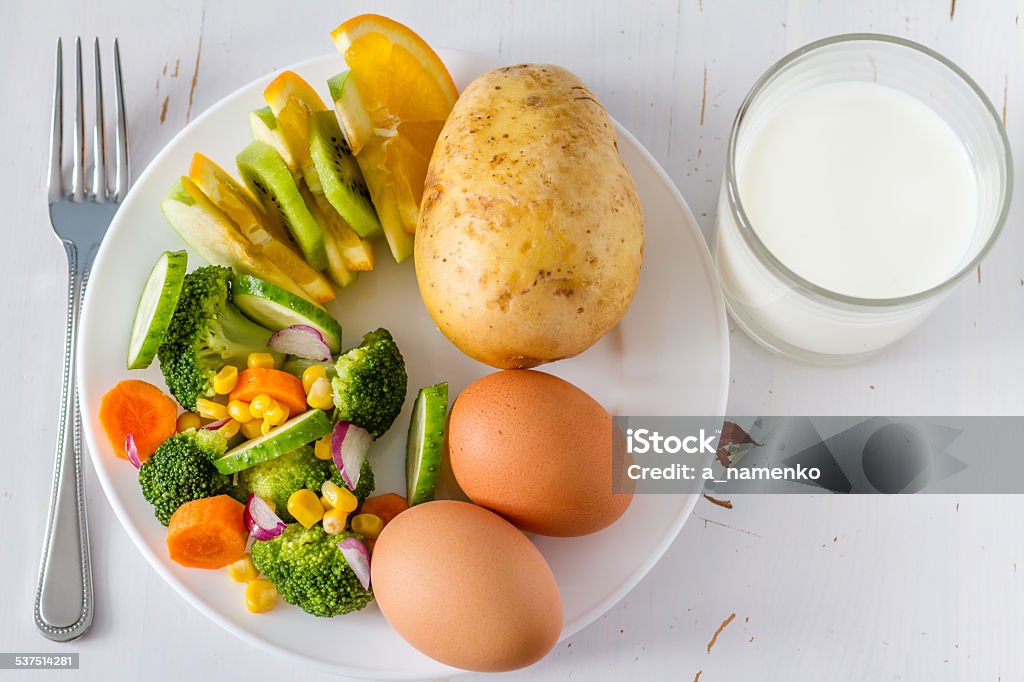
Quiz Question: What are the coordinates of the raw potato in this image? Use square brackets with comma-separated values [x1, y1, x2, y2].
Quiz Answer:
[416, 64, 644, 369]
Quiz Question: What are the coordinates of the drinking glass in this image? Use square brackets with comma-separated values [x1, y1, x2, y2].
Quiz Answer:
[713, 34, 1012, 364]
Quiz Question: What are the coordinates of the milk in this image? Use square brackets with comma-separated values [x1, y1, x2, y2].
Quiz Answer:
[715, 81, 981, 360]
[738, 81, 978, 299]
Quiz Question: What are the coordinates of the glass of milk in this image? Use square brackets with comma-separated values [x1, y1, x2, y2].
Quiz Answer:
[714, 34, 1012, 364]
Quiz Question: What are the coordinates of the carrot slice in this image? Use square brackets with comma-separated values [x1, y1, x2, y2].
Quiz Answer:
[359, 493, 409, 526]
[166, 495, 248, 569]
[98, 380, 178, 462]
[229, 368, 309, 415]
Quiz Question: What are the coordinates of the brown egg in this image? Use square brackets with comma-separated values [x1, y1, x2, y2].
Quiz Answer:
[449, 370, 633, 537]
[371, 501, 562, 672]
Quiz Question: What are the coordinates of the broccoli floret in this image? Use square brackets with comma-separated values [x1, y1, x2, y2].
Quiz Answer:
[331, 328, 407, 439]
[138, 429, 240, 525]
[235, 445, 375, 522]
[251, 524, 373, 617]
[157, 265, 277, 411]
[345, 458, 375, 508]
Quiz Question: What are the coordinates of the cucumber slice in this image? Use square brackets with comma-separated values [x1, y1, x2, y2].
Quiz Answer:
[282, 357, 337, 382]
[232, 273, 342, 353]
[127, 250, 187, 369]
[406, 382, 448, 506]
[214, 408, 333, 474]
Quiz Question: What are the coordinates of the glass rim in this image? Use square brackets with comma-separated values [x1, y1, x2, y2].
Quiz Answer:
[724, 32, 1014, 308]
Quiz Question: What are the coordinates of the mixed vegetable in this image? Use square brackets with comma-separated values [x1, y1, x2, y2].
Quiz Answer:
[101, 251, 447, 617]
[98, 14, 458, 619]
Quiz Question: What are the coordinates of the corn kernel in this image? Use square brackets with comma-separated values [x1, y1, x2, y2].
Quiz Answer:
[212, 365, 239, 394]
[248, 394, 274, 419]
[264, 401, 290, 426]
[227, 400, 253, 423]
[351, 513, 384, 539]
[288, 489, 324, 528]
[322, 480, 358, 512]
[302, 364, 328, 394]
[196, 398, 228, 421]
[314, 436, 333, 460]
[306, 377, 334, 410]
[323, 507, 349, 535]
[265, 498, 276, 513]
[320, 495, 333, 511]
[219, 419, 241, 439]
[240, 419, 263, 440]
[226, 554, 259, 582]
[247, 352, 276, 369]
[260, 418, 273, 436]
[245, 579, 278, 614]
[177, 412, 201, 432]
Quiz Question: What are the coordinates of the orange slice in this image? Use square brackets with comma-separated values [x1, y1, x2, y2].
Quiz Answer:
[329, 14, 458, 262]
[264, 70, 328, 114]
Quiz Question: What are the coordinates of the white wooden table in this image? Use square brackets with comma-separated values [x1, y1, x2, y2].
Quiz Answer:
[4, 1, 1023, 680]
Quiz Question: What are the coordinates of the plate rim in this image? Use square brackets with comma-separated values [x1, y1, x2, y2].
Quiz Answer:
[78, 48, 730, 679]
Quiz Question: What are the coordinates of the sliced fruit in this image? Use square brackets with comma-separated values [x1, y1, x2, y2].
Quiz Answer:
[384, 134, 432, 234]
[264, 72, 328, 175]
[188, 152, 291, 246]
[302, 180, 375, 272]
[261, 74, 381, 267]
[329, 13, 458, 244]
[405, 382, 448, 506]
[327, 71, 372, 156]
[127, 250, 187, 369]
[161, 178, 311, 300]
[275, 96, 318, 175]
[325, 209, 375, 272]
[329, 15, 458, 122]
[232, 273, 342, 352]
[213, 408, 333, 474]
[351, 141, 415, 262]
[308, 110, 382, 240]
[299, 182, 359, 287]
[249, 107, 297, 174]
[236, 141, 328, 272]
[303, 145, 375, 272]
[328, 15, 456, 261]
[264, 70, 328, 115]
[188, 154, 335, 304]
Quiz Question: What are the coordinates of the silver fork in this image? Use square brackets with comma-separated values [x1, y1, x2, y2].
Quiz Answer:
[35, 37, 129, 642]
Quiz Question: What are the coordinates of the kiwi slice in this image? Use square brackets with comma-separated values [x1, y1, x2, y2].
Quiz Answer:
[236, 141, 327, 272]
[309, 111, 383, 240]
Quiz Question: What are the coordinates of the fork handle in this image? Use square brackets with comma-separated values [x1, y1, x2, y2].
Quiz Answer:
[34, 242, 94, 642]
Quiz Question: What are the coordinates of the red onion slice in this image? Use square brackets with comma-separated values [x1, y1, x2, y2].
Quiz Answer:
[338, 537, 371, 590]
[268, 325, 332, 361]
[244, 493, 287, 541]
[124, 433, 141, 470]
[201, 418, 231, 431]
[331, 421, 372, 490]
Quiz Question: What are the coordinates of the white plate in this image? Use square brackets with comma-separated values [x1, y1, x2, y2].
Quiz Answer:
[78, 49, 729, 679]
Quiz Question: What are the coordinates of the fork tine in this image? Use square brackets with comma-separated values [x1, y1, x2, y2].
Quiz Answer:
[47, 39, 63, 202]
[113, 39, 129, 202]
[71, 37, 85, 201]
[92, 39, 107, 202]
